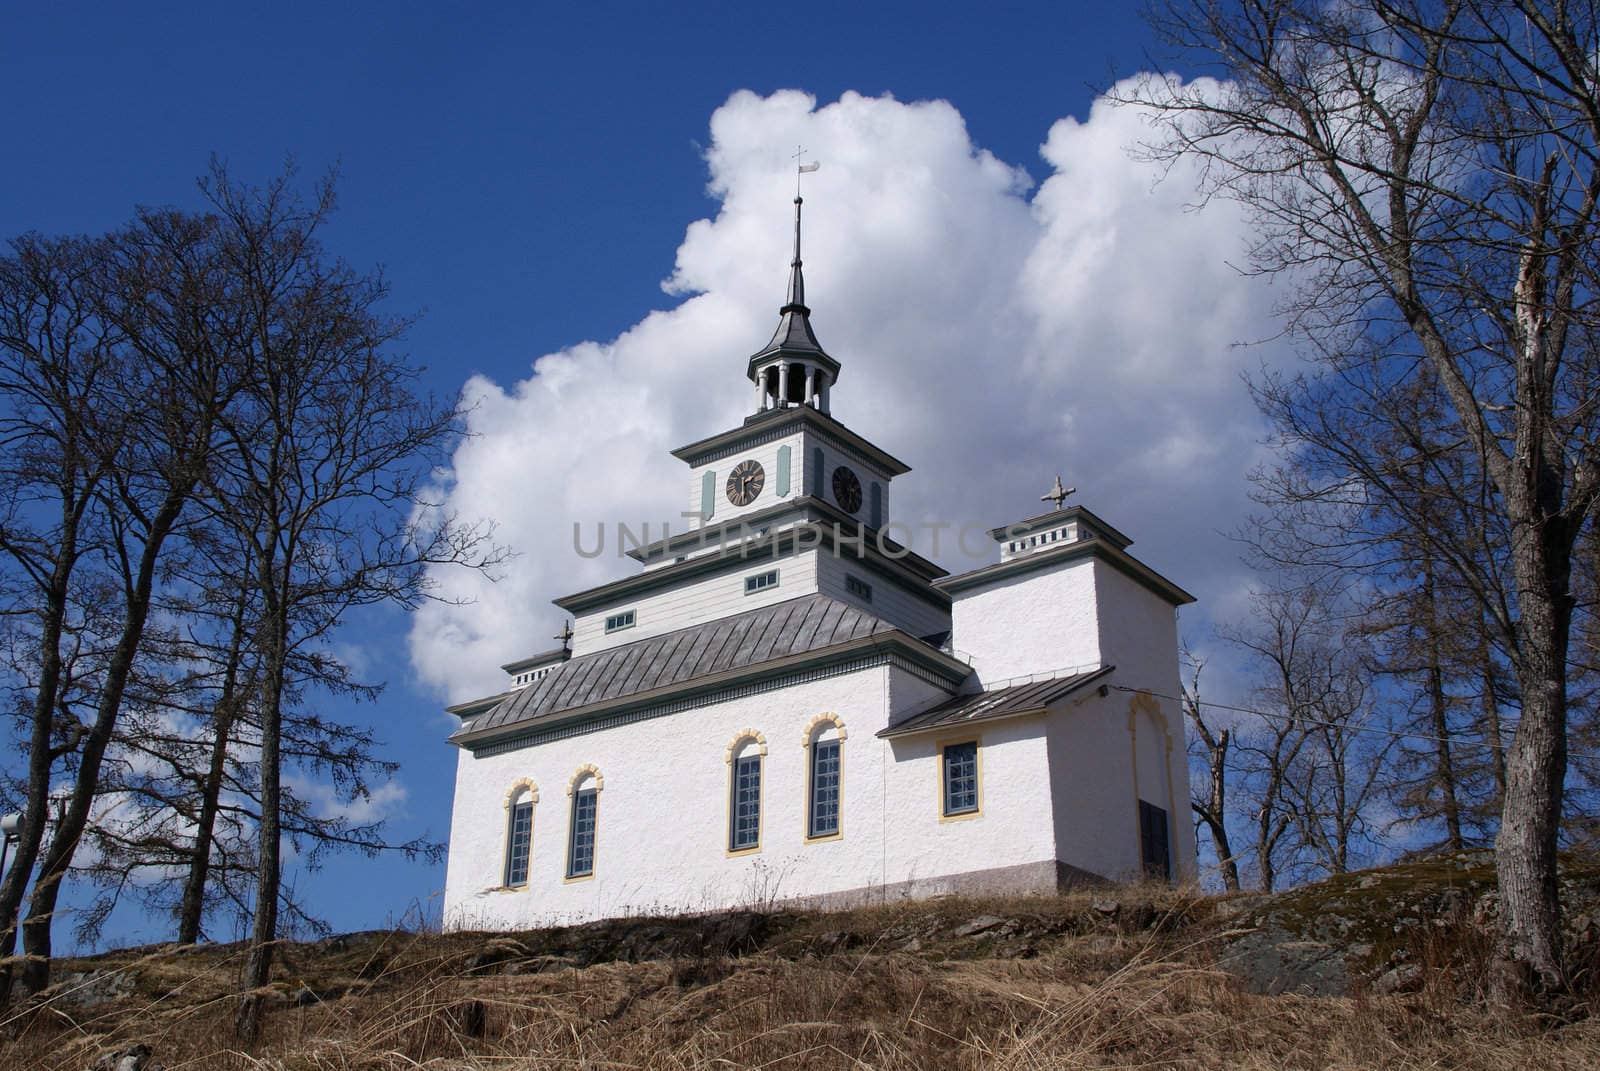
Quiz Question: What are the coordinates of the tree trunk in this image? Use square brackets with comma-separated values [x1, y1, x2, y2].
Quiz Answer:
[1492, 527, 1571, 1000]
[1480, 635, 1508, 806]
[0, 530, 78, 1009]
[177, 604, 249, 946]
[17, 489, 187, 997]
[1202, 729, 1240, 892]
[234, 579, 285, 1046]
[1423, 561, 1464, 851]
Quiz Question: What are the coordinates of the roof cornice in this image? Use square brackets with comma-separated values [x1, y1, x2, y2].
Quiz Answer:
[500, 647, 570, 673]
[445, 690, 515, 719]
[987, 504, 1133, 549]
[936, 536, 1195, 606]
[669, 406, 912, 477]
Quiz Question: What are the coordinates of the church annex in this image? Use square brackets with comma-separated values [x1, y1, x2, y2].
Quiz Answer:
[442, 194, 1197, 928]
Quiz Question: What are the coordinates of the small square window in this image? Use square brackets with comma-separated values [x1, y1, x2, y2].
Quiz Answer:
[745, 569, 779, 594]
[605, 610, 636, 633]
[845, 575, 873, 602]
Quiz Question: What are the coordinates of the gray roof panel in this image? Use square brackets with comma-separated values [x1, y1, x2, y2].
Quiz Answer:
[877, 666, 1113, 738]
[458, 593, 906, 742]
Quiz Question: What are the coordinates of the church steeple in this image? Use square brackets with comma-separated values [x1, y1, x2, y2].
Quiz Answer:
[748, 193, 841, 415]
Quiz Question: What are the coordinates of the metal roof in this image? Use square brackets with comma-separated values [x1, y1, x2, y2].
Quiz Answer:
[877, 666, 1113, 738]
[455, 594, 916, 742]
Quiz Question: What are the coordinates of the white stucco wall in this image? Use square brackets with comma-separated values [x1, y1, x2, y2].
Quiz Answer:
[943, 552, 1196, 884]
[948, 556, 1103, 684]
[441, 660, 1086, 929]
[1090, 561, 1196, 882]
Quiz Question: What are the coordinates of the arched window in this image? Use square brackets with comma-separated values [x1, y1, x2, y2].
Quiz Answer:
[804, 715, 846, 841]
[502, 780, 537, 888]
[726, 730, 767, 854]
[566, 766, 602, 880]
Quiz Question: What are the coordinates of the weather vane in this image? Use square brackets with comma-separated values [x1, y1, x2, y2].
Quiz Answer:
[555, 620, 574, 650]
[1041, 474, 1075, 510]
[793, 144, 820, 197]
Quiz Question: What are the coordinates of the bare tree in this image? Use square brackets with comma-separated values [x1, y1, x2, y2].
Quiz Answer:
[1125, 0, 1600, 1001]
[187, 165, 496, 1046]
[1183, 653, 1243, 891]
[0, 233, 126, 1005]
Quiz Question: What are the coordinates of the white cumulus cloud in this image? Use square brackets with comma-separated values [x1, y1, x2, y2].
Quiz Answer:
[410, 84, 1288, 703]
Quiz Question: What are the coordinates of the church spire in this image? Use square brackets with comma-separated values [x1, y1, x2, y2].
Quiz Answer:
[784, 195, 806, 311]
[747, 167, 839, 416]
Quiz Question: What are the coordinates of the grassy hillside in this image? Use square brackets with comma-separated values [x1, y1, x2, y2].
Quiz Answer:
[5, 857, 1600, 1069]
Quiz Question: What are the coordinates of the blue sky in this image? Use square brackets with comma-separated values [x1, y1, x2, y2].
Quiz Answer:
[3, 4, 1256, 946]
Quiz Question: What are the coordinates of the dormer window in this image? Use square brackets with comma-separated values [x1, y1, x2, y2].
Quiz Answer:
[605, 610, 636, 633]
[845, 575, 873, 602]
[745, 569, 779, 594]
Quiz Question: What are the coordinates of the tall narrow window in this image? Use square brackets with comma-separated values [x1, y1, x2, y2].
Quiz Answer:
[809, 738, 841, 838]
[942, 740, 979, 817]
[811, 447, 824, 496]
[1138, 799, 1171, 880]
[567, 782, 598, 878]
[729, 750, 762, 851]
[869, 482, 883, 528]
[504, 796, 533, 887]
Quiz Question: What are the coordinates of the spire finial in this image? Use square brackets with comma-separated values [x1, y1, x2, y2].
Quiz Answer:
[1041, 474, 1076, 510]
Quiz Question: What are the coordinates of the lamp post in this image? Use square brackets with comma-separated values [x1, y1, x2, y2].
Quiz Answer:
[0, 812, 20, 879]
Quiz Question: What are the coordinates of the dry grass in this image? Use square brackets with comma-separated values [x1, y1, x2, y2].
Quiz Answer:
[3, 882, 1598, 1070]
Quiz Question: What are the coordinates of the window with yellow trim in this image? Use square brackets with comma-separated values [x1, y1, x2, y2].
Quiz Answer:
[567, 777, 598, 878]
[942, 740, 979, 816]
[808, 733, 840, 838]
[729, 742, 762, 851]
[504, 791, 533, 886]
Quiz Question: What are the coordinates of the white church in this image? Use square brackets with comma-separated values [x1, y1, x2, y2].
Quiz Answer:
[442, 195, 1197, 928]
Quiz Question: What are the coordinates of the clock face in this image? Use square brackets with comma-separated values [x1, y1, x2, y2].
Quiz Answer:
[831, 466, 863, 514]
[726, 459, 765, 506]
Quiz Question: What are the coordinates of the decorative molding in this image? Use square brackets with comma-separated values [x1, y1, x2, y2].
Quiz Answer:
[725, 728, 769, 764]
[502, 778, 539, 810]
[801, 712, 847, 746]
[467, 651, 954, 758]
[566, 764, 603, 796]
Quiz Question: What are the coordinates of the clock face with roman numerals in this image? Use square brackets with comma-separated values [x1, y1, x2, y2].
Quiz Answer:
[726, 459, 765, 506]
[832, 466, 863, 514]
